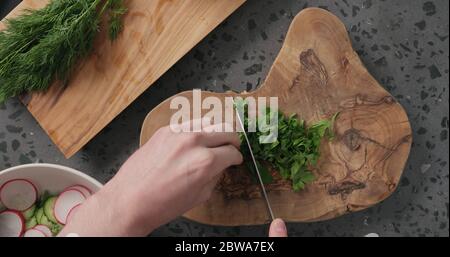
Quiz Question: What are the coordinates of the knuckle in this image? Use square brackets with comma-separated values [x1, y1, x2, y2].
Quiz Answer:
[225, 145, 243, 165]
[198, 149, 215, 169]
[183, 133, 202, 146]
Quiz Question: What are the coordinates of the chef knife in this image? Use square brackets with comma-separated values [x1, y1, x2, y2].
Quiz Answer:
[233, 99, 275, 221]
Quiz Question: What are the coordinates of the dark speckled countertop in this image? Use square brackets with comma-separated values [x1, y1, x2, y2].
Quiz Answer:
[0, 0, 448, 237]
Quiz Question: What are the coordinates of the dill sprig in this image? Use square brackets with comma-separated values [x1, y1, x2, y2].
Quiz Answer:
[105, 0, 128, 40]
[0, 0, 127, 103]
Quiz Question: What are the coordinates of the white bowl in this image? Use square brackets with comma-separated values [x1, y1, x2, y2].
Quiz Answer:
[0, 164, 103, 202]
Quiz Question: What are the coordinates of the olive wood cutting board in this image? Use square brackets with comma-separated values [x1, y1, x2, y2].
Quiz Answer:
[0, 0, 246, 158]
[140, 8, 412, 225]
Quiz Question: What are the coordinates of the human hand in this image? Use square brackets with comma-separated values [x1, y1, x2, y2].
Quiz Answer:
[269, 219, 288, 237]
[59, 122, 243, 236]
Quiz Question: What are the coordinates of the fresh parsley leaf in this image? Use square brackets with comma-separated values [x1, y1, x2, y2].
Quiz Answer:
[235, 99, 337, 191]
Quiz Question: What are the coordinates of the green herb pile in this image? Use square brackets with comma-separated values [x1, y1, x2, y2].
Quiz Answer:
[236, 100, 338, 191]
[0, 0, 127, 103]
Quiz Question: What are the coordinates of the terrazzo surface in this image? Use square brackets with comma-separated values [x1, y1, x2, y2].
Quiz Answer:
[0, 0, 448, 237]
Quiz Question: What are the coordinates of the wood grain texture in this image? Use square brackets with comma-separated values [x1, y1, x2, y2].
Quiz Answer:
[140, 8, 413, 225]
[0, 0, 246, 158]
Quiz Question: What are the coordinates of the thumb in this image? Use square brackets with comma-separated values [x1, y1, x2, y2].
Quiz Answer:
[269, 218, 288, 237]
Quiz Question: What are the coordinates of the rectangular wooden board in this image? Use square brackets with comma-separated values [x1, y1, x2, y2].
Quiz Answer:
[0, 0, 246, 157]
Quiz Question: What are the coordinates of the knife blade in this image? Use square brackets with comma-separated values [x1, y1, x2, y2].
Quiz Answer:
[233, 99, 275, 221]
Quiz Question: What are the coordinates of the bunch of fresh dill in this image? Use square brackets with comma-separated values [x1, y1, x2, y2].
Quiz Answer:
[0, 0, 127, 103]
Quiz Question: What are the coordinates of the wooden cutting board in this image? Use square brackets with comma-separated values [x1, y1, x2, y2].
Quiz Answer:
[140, 8, 413, 225]
[0, 0, 246, 158]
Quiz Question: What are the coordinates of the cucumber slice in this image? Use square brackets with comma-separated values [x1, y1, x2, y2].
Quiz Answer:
[35, 207, 44, 223]
[25, 216, 37, 230]
[38, 214, 53, 227]
[50, 223, 63, 235]
[43, 196, 58, 224]
[22, 204, 36, 220]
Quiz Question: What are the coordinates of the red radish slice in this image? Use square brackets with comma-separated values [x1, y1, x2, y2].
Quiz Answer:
[66, 204, 82, 224]
[0, 179, 37, 211]
[23, 228, 46, 237]
[0, 210, 25, 237]
[65, 185, 91, 198]
[54, 190, 85, 224]
[34, 225, 52, 237]
[62, 188, 87, 200]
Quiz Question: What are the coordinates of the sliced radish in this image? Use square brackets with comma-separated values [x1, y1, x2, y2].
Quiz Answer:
[23, 228, 46, 237]
[54, 190, 85, 225]
[0, 179, 37, 211]
[34, 225, 52, 237]
[65, 185, 91, 198]
[0, 210, 25, 237]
